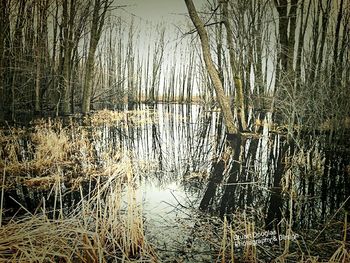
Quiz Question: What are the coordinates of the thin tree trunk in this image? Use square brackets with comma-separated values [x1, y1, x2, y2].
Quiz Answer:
[295, 0, 311, 85]
[331, 0, 344, 87]
[309, 0, 320, 83]
[316, 0, 332, 77]
[184, 0, 238, 135]
[82, 0, 110, 113]
[0, 0, 10, 121]
[274, 0, 289, 74]
[35, 0, 49, 114]
[222, 0, 247, 130]
[149, 28, 165, 103]
[287, 0, 298, 84]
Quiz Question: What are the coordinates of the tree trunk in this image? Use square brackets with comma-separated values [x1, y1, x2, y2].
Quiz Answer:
[295, 0, 311, 85]
[82, 0, 109, 114]
[0, 0, 10, 121]
[35, 0, 49, 114]
[316, 0, 332, 78]
[149, 28, 165, 103]
[331, 0, 344, 87]
[184, 0, 238, 135]
[274, 0, 289, 75]
[82, 35, 98, 114]
[60, 0, 71, 114]
[222, 0, 247, 131]
[287, 0, 298, 84]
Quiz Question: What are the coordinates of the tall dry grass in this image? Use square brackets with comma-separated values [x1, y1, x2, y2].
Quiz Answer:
[0, 171, 156, 262]
[215, 211, 349, 263]
[0, 115, 157, 262]
[1, 112, 348, 262]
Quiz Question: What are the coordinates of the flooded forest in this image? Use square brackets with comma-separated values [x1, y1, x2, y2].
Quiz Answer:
[0, 0, 350, 262]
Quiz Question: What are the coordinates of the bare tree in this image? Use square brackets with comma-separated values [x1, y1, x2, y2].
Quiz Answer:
[0, 0, 11, 121]
[82, 0, 110, 114]
[221, 0, 247, 130]
[35, 0, 49, 114]
[149, 27, 165, 103]
[184, 0, 238, 135]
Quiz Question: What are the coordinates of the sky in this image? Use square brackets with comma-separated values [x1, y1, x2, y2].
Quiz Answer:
[118, 0, 207, 24]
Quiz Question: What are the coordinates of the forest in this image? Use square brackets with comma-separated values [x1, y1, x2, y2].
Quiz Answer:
[0, 0, 349, 262]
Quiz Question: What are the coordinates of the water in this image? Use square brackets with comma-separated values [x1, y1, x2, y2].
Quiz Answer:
[92, 103, 350, 260]
[2, 103, 349, 261]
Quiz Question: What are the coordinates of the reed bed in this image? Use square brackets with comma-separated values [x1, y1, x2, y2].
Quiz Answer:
[90, 109, 157, 126]
[0, 168, 157, 262]
[213, 212, 349, 263]
[0, 114, 157, 262]
[0, 112, 349, 262]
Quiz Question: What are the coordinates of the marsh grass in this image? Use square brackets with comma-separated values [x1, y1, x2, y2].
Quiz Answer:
[0, 175, 156, 262]
[0, 111, 348, 262]
[0, 115, 157, 262]
[215, 206, 349, 262]
[0, 158, 157, 262]
[328, 213, 349, 263]
[216, 169, 350, 263]
[90, 109, 157, 127]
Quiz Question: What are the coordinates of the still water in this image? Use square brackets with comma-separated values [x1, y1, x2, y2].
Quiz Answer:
[90, 103, 350, 259]
[99, 104, 221, 260]
[2, 103, 349, 261]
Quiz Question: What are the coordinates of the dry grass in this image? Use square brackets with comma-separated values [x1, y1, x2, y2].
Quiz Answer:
[217, 216, 236, 263]
[0, 114, 158, 262]
[0, 158, 157, 262]
[90, 109, 157, 127]
[1, 112, 348, 262]
[31, 120, 70, 162]
[214, 210, 349, 263]
[328, 213, 349, 263]
[0, 120, 79, 180]
[0, 214, 98, 262]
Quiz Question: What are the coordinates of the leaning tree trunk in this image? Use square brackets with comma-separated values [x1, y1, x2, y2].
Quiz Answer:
[184, 0, 238, 135]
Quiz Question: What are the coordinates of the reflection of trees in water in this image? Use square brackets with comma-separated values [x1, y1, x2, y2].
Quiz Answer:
[3, 104, 219, 213]
[3, 104, 349, 233]
[199, 127, 350, 231]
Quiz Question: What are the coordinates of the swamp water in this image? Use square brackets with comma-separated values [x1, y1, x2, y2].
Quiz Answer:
[1, 103, 349, 262]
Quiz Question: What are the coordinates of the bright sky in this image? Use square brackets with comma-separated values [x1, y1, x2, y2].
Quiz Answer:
[118, 0, 207, 24]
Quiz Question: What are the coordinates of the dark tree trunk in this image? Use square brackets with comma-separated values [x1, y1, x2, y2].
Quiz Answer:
[265, 138, 289, 231]
[219, 134, 242, 216]
[0, 0, 11, 121]
[82, 0, 110, 114]
[200, 159, 226, 211]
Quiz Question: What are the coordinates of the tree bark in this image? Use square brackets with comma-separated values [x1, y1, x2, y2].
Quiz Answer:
[184, 0, 238, 134]
[222, 0, 247, 131]
[316, 0, 332, 77]
[149, 28, 165, 103]
[287, 0, 298, 82]
[0, 0, 10, 121]
[60, 0, 71, 114]
[274, 0, 288, 74]
[35, 0, 49, 114]
[331, 0, 344, 87]
[82, 0, 110, 114]
[295, 0, 311, 85]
